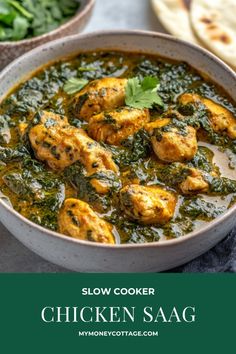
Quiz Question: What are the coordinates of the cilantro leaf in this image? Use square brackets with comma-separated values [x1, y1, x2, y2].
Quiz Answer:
[141, 76, 159, 90]
[125, 76, 163, 109]
[12, 16, 29, 40]
[63, 78, 89, 95]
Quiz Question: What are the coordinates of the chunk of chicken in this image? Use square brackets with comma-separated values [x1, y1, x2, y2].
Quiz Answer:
[151, 125, 198, 162]
[179, 168, 209, 195]
[88, 107, 150, 145]
[145, 118, 171, 135]
[72, 78, 127, 121]
[179, 93, 236, 139]
[37, 110, 68, 126]
[58, 198, 115, 244]
[29, 111, 118, 194]
[120, 184, 177, 225]
[18, 122, 28, 138]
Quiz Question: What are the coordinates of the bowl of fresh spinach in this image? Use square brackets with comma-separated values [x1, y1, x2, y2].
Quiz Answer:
[0, 0, 95, 70]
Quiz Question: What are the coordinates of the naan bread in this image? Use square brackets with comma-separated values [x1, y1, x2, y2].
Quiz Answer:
[190, 0, 236, 67]
[151, 0, 201, 45]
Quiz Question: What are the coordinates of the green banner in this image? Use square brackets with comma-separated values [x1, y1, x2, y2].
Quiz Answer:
[0, 274, 235, 353]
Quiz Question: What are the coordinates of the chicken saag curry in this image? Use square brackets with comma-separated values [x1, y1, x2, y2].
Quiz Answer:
[1, 51, 236, 244]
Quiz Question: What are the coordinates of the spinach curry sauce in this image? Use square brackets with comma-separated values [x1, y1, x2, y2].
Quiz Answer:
[1, 51, 236, 244]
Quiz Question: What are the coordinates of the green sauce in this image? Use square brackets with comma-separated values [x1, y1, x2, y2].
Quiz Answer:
[0, 51, 236, 243]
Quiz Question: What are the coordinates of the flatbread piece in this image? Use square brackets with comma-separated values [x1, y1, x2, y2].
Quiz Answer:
[190, 0, 236, 67]
[151, 0, 201, 45]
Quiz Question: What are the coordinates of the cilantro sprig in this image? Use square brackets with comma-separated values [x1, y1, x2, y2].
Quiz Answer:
[63, 78, 88, 95]
[125, 76, 163, 109]
[63, 75, 163, 111]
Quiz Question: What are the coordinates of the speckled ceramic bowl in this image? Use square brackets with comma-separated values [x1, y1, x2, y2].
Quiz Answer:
[0, 31, 236, 272]
[0, 0, 95, 71]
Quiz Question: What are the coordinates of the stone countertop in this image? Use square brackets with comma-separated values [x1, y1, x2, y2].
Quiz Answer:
[0, 0, 235, 273]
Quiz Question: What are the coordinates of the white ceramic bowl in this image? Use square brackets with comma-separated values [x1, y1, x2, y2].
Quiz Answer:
[0, 31, 236, 272]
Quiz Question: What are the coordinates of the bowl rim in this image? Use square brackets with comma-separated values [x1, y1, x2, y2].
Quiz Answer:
[0, 0, 95, 46]
[0, 29, 236, 250]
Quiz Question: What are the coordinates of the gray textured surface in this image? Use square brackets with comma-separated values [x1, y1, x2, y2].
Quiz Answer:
[85, 0, 166, 32]
[0, 0, 235, 273]
[174, 230, 236, 273]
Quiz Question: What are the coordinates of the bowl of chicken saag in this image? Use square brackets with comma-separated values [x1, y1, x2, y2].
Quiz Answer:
[0, 30, 236, 272]
[0, 0, 95, 70]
